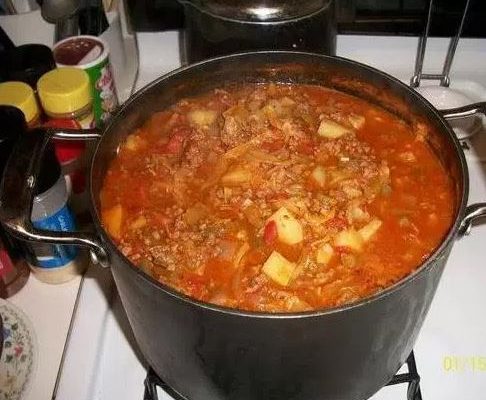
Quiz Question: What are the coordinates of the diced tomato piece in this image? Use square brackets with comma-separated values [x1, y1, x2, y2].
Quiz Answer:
[182, 273, 207, 299]
[205, 258, 233, 284]
[263, 220, 278, 246]
[165, 133, 185, 154]
[297, 139, 315, 155]
[152, 212, 171, 226]
[245, 248, 268, 265]
[266, 191, 289, 202]
[162, 126, 191, 154]
[135, 185, 148, 206]
[334, 246, 353, 255]
[172, 126, 191, 137]
[327, 217, 348, 230]
[262, 139, 285, 151]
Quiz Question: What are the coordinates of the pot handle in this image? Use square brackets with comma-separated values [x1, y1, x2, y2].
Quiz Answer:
[0, 127, 109, 267]
[440, 102, 486, 236]
[440, 102, 486, 120]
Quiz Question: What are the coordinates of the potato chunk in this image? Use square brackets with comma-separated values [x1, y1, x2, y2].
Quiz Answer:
[316, 243, 334, 265]
[129, 215, 146, 230]
[268, 207, 304, 245]
[262, 251, 296, 286]
[104, 204, 123, 239]
[348, 114, 365, 130]
[359, 218, 382, 242]
[188, 109, 217, 127]
[124, 135, 145, 151]
[318, 119, 352, 139]
[311, 166, 326, 187]
[334, 228, 364, 252]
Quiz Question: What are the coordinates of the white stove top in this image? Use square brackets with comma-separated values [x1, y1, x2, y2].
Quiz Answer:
[55, 33, 486, 400]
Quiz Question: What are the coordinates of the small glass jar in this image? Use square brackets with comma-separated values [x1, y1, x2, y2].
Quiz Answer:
[0, 81, 41, 127]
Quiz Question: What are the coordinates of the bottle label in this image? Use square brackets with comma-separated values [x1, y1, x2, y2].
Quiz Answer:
[31, 205, 78, 268]
[0, 246, 14, 277]
[92, 61, 118, 125]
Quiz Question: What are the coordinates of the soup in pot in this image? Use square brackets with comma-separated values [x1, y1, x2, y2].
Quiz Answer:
[100, 83, 454, 312]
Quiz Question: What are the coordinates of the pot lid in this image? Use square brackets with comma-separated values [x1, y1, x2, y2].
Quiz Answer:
[182, 0, 330, 22]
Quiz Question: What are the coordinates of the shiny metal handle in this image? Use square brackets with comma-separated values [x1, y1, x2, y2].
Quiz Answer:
[459, 204, 486, 236]
[410, 0, 434, 88]
[440, 102, 486, 236]
[411, 0, 471, 88]
[440, 102, 486, 120]
[49, 127, 101, 140]
[0, 127, 109, 267]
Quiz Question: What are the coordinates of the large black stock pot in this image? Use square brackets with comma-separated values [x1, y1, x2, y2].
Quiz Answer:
[1, 52, 486, 400]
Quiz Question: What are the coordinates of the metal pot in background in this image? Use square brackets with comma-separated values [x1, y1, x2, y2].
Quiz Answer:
[178, 0, 336, 64]
[1, 52, 486, 400]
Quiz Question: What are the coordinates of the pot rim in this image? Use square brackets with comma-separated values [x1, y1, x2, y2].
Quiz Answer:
[90, 50, 469, 319]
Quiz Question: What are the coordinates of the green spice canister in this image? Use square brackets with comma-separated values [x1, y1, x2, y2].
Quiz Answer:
[53, 35, 119, 126]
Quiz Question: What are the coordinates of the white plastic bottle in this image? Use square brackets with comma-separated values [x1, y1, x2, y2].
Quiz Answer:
[29, 144, 86, 284]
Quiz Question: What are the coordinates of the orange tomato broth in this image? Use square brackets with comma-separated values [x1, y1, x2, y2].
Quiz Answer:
[100, 83, 454, 312]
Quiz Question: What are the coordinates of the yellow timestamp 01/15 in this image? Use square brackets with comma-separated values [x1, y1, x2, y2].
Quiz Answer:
[443, 355, 486, 372]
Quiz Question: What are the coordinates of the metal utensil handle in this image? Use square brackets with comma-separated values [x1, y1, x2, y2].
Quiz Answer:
[410, 0, 434, 88]
[410, 0, 471, 88]
[440, 0, 471, 87]
[0, 127, 109, 267]
[441, 102, 486, 235]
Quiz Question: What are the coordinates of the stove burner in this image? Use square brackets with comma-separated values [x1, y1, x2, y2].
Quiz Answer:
[143, 352, 423, 400]
[144, 368, 188, 400]
[387, 352, 423, 400]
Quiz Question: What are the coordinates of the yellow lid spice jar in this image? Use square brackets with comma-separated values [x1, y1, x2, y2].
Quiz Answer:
[37, 68, 95, 224]
[37, 67, 94, 129]
[0, 81, 41, 127]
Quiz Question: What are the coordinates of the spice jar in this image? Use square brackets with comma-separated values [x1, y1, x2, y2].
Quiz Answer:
[29, 140, 85, 284]
[0, 81, 41, 127]
[37, 68, 94, 223]
[37, 67, 95, 129]
[53, 36, 119, 125]
[0, 106, 31, 298]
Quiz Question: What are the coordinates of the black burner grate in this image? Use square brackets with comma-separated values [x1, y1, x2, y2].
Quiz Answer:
[387, 352, 423, 400]
[144, 351, 423, 400]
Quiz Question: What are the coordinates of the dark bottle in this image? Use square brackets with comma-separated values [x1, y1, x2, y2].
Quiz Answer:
[4, 44, 56, 90]
[0, 105, 31, 298]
